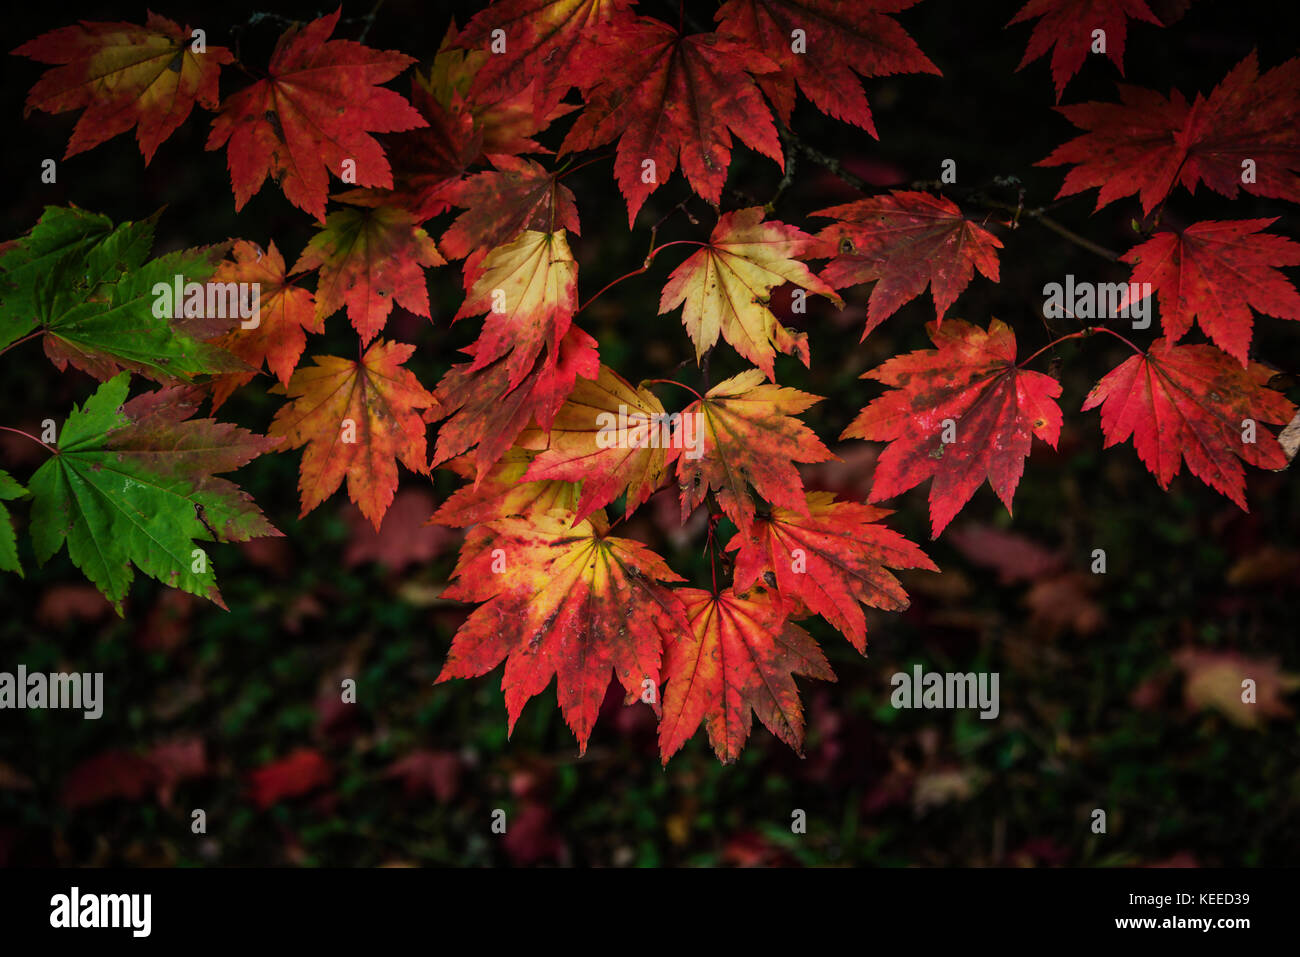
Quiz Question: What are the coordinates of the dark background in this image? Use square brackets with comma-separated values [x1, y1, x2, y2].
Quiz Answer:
[1, 0, 1297, 866]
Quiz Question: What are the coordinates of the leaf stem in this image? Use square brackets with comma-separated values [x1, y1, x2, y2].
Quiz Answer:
[555, 153, 613, 181]
[0, 331, 43, 359]
[0, 426, 53, 453]
[972, 196, 1120, 262]
[642, 378, 703, 402]
[576, 241, 702, 313]
[1091, 325, 1145, 355]
[1019, 325, 1146, 368]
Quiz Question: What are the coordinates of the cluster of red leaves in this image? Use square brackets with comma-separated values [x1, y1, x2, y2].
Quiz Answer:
[13, 0, 1298, 762]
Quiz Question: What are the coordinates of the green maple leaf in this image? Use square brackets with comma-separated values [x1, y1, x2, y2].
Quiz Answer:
[0, 469, 27, 576]
[0, 205, 248, 382]
[27, 373, 281, 612]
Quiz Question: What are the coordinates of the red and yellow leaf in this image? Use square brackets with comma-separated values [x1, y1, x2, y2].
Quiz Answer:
[431, 448, 579, 527]
[454, 229, 578, 390]
[521, 364, 671, 522]
[430, 325, 599, 475]
[671, 369, 834, 533]
[659, 207, 842, 381]
[15, 13, 231, 163]
[269, 339, 436, 529]
[292, 196, 444, 345]
[658, 587, 833, 764]
[207, 240, 320, 411]
[437, 508, 691, 754]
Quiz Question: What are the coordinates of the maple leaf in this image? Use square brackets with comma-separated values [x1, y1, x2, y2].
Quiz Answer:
[1039, 53, 1300, 213]
[383, 750, 462, 802]
[715, 0, 939, 135]
[343, 488, 450, 571]
[205, 9, 426, 222]
[659, 207, 842, 381]
[814, 191, 1002, 337]
[383, 25, 571, 221]
[0, 208, 246, 383]
[658, 586, 834, 764]
[454, 229, 577, 390]
[206, 240, 320, 412]
[1007, 0, 1162, 101]
[292, 195, 444, 345]
[269, 339, 436, 529]
[27, 374, 280, 612]
[1081, 338, 1294, 509]
[246, 748, 333, 810]
[431, 448, 579, 528]
[0, 470, 27, 576]
[560, 17, 782, 225]
[520, 364, 672, 522]
[430, 326, 599, 476]
[14, 13, 232, 163]
[59, 750, 159, 809]
[728, 491, 936, 651]
[1120, 219, 1300, 365]
[428, 22, 570, 150]
[453, 0, 637, 109]
[671, 369, 834, 533]
[437, 508, 692, 754]
[440, 156, 580, 262]
[843, 319, 1063, 537]
[1172, 648, 1300, 729]
[387, 72, 482, 222]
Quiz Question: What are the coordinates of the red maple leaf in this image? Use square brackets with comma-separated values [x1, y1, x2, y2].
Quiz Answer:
[206, 239, 320, 411]
[453, 0, 637, 110]
[560, 17, 783, 225]
[658, 586, 834, 764]
[15, 13, 231, 163]
[1008, 0, 1162, 101]
[205, 9, 426, 221]
[1039, 53, 1300, 213]
[440, 156, 580, 262]
[1081, 339, 1295, 509]
[269, 339, 437, 529]
[1120, 219, 1300, 365]
[431, 448, 578, 528]
[60, 750, 159, 809]
[843, 319, 1063, 537]
[715, 0, 939, 135]
[728, 491, 936, 651]
[292, 193, 445, 345]
[246, 748, 333, 810]
[437, 509, 691, 754]
[815, 191, 1002, 336]
[453, 229, 578, 390]
[430, 326, 599, 476]
[385, 26, 569, 220]
[670, 370, 835, 534]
